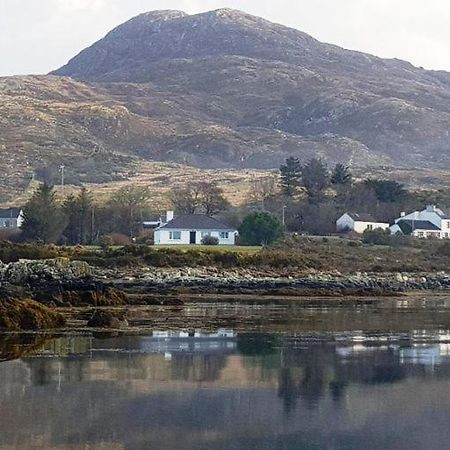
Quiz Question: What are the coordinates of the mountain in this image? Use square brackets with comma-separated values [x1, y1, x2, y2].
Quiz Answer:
[2, 9, 450, 199]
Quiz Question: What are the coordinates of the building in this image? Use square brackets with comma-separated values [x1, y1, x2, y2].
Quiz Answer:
[154, 212, 237, 245]
[0, 208, 24, 229]
[390, 205, 450, 239]
[336, 212, 389, 234]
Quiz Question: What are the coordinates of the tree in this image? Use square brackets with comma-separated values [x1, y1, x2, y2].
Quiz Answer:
[301, 158, 330, 203]
[364, 179, 407, 203]
[170, 182, 229, 215]
[21, 184, 66, 243]
[109, 185, 151, 237]
[331, 163, 352, 186]
[198, 182, 230, 215]
[246, 175, 278, 209]
[63, 188, 94, 244]
[238, 212, 283, 246]
[280, 157, 302, 197]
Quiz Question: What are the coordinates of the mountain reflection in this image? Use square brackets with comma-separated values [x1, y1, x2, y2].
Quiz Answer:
[0, 330, 450, 449]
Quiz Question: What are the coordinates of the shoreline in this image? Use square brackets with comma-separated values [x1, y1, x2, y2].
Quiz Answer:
[0, 258, 448, 332]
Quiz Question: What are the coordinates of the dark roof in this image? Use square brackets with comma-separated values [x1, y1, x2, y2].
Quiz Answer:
[160, 214, 234, 230]
[396, 219, 441, 234]
[347, 212, 378, 222]
[0, 208, 22, 219]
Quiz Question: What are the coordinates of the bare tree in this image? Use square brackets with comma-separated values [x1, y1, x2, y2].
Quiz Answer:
[109, 185, 151, 237]
[247, 175, 278, 209]
[170, 182, 229, 216]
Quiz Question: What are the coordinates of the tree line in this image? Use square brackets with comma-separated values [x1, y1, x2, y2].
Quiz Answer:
[15, 156, 448, 246]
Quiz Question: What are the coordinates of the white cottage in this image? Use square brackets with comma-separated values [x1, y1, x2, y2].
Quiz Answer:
[336, 213, 389, 234]
[0, 208, 24, 229]
[390, 205, 450, 239]
[154, 213, 237, 245]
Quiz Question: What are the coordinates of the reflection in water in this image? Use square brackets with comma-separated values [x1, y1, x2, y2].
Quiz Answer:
[1, 300, 450, 449]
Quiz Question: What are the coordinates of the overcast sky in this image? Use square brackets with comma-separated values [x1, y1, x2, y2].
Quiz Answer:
[1, 0, 450, 76]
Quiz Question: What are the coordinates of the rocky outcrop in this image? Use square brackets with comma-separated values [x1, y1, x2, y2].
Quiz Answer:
[0, 259, 127, 307]
[108, 267, 450, 296]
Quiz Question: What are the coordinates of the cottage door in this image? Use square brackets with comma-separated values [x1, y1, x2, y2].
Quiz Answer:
[190, 231, 196, 244]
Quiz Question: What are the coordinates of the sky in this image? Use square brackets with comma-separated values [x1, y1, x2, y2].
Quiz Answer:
[1, 0, 450, 76]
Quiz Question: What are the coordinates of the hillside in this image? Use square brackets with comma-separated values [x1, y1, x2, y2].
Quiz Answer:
[1, 8, 450, 200]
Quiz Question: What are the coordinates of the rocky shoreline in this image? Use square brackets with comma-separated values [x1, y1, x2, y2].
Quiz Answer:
[0, 259, 449, 331]
[102, 266, 450, 296]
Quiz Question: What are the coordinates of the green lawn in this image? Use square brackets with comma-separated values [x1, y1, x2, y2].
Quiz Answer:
[153, 245, 262, 253]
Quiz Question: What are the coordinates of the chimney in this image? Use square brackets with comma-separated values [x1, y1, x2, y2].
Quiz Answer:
[400, 212, 406, 217]
[426, 205, 436, 213]
[166, 210, 174, 222]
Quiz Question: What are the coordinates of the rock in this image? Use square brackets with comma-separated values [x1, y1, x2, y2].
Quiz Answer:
[87, 309, 128, 329]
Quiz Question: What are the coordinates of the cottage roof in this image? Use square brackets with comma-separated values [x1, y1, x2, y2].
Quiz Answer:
[159, 214, 234, 230]
[347, 212, 378, 222]
[0, 208, 22, 219]
[396, 219, 441, 234]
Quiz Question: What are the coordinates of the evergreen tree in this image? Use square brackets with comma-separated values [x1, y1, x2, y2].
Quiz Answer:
[21, 184, 66, 243]
[280, 157, 302, 197]
[63, 188, 94, 244]
[364, 179, 407, 203]
[331, 163, 352, 186]
[301, 158, 330, 203]
[238, 212, 283, 246]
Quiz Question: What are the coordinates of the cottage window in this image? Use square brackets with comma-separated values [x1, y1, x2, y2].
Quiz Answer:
[219, 232, 229, 239]
[201, 232, 210, 238]
[169, 231, 181, 240]
[366, 224, 373, 231]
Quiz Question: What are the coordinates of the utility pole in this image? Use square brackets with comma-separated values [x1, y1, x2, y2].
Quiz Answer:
[60, 165, 65, 196]
[282, 205, 287, 227]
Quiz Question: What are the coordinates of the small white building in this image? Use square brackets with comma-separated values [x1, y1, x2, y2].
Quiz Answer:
[0, 208, 24, 229]
[336, 213, 389, 234]
[154, 212, 237, 245]
[390, 205, 450, 239]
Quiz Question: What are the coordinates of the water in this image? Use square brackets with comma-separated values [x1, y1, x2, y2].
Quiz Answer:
[1, 297, 450, 450]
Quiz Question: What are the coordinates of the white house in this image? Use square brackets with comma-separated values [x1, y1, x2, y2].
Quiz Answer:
[336, 213, 389, 234]
[0, 208, 24, 229]
[154, 212, 237, 245]
[390, 205, 450, 239]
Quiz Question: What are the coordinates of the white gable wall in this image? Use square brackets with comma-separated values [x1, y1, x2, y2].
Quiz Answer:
[337, 214, 389, 234]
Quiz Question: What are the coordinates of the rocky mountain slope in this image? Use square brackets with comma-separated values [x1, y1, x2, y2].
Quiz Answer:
[1, 8, 450, 199]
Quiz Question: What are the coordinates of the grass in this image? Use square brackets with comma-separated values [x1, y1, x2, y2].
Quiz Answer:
[153, 245, 261, 253]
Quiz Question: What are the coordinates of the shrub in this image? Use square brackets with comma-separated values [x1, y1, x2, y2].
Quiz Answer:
[362, 229, 391, 246]
[201, 235, 219, 245]
[0, 229, 22, 243]
[107, 233, 130, 246]
[99, 235, 113, 250]
[136, 229, 154, 245]
[0, 242, 63, 263]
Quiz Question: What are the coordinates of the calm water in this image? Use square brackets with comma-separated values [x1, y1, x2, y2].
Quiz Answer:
[1, 298, 450, 450]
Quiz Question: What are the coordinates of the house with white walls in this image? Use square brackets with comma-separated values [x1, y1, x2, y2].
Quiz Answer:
[336, 213, 389, 234]
[154, 211, 237, 245]
[0, 208, 24, 229]
[390, 205, 450, 239]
